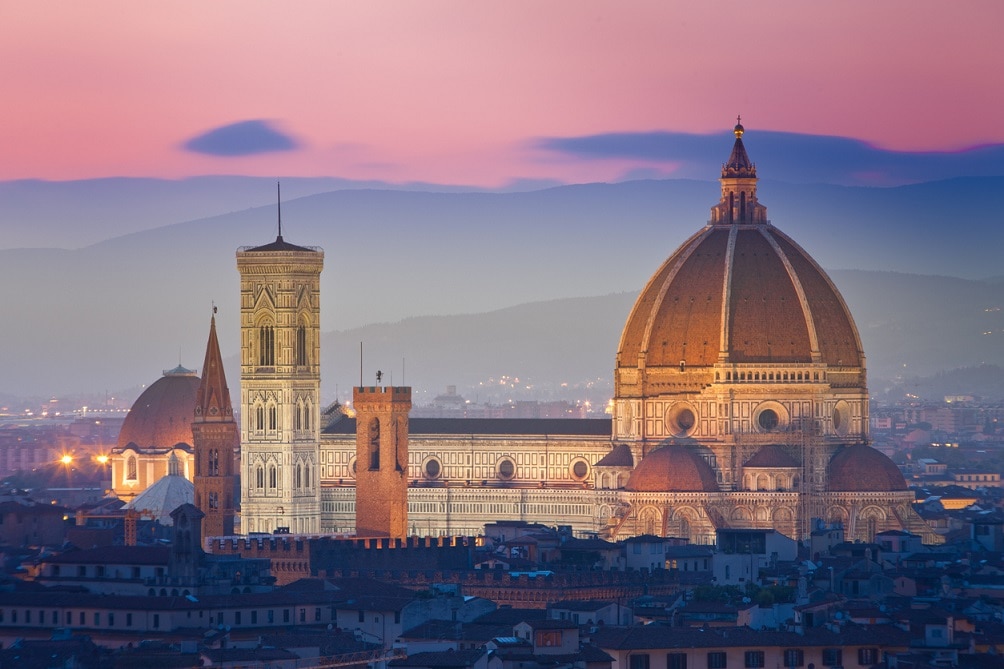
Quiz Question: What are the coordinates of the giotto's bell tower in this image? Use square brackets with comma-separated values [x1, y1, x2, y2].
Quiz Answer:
[237, 207, 323, 535]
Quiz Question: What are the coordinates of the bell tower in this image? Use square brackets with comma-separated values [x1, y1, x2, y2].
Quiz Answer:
[353, 385, 411, 539]
[192, 311, 237, 543]
[237, 198, 323, 535]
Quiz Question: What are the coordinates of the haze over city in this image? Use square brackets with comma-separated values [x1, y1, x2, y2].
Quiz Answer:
[2, 2, 1003, 402]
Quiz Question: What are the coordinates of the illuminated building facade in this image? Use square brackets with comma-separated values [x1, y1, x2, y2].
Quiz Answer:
[236, 229, 323, 534]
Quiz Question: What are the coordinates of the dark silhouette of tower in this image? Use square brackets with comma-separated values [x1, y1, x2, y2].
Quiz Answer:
[192, 313, 237, 544]
[354, 385, 411, 538]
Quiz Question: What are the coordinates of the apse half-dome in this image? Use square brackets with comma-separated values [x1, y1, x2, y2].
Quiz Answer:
[827, 444, 907, 492]
[117, 365, 200, 450]
[625, 446, 719, 493]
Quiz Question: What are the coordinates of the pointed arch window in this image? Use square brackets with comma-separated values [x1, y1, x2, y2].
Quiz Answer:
[295, 463, 302, 488]
[304, 463, 311, 489]
[258, 324, 275, 366]
[268, 465, 277, 489]
[294, 400, 302, 431]
[304, 401, 311, 430]
[126, 456, 138, 481]
[255, 405, 265, 432]
[295, 324, 307, 366]
[268, 405, 277, 432]
[256, 466, 264, 489]
[369, 418, 381, 470]
[209, 449, 220, 476]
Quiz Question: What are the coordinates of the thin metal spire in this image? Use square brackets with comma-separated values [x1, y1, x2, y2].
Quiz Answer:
[277, 181, 283, 239]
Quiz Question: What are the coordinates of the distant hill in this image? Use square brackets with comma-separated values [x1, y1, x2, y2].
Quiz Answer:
[316, 272, 1004, 406]
[1, 177, 1002, 397]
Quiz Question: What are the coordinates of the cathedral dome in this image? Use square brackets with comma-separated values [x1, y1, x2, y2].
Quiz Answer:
[625, 446, 719, 493]
[616, 224, 862, 371]
[118, 365, 200, 450]
[827, 444, 907, 492]
[616, 127, 863, 378]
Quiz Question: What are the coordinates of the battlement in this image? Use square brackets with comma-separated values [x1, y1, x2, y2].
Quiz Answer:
[209, 533, 467, 554]
[355, 386, 411, 398]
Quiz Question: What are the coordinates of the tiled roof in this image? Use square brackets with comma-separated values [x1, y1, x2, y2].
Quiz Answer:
[44, 545, 170, 566]
[325, 417, 611, 436]
[242, 235, 319, 253]
[827, 445, 908, 492]
[593, 623, 911, 650]
[625, 447, 719, 493]
[390, 649, 487, 668]
[617, 221, 863, 371]
[118, 372, 200, 450]
[595, 443, 634, 467]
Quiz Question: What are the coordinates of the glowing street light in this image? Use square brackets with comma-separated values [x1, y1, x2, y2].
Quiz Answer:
[59, 454, 73, 465]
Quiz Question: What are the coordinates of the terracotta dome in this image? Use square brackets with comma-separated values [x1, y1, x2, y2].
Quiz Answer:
[625, 446, 719, 493]
[117, 365, 200, 450]
[827, 445, 907, 492]
[616, 127, 862, 376]
[617, 224, 863, 370]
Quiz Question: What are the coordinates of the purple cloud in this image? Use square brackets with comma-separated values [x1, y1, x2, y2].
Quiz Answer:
[536, 130, 1004, 186]
[182, 120, 299, 157]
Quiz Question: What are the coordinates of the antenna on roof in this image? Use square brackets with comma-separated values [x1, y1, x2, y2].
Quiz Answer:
[277, 181, 283, 240]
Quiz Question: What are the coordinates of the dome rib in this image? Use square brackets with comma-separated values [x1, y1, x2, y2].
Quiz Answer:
[772, 230, 863, 367]
[617, 226, 713, 366]
[726, 229, 812, 363]
[758, 227, 821, 362]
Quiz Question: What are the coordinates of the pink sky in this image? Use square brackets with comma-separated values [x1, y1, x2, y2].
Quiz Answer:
[3, 1, 1002, 186]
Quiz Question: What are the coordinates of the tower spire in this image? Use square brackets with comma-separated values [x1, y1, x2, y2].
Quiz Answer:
[277, 181, 283, 241]
[194, 311, 232, 421]
[192, 309, 237, 541]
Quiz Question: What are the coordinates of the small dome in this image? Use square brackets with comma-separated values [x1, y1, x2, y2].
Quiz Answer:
[744, 445, 799, 469]
[625, 446, 719, 493]
[123, 470, 194, 525]
[118, 368, 200, 450]
[827, 445, 907, 492]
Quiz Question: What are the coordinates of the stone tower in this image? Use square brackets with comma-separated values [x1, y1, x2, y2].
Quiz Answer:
[237, 220, 323, 535]
[192, 312, 237, 543]
[353, 386, 411, 538]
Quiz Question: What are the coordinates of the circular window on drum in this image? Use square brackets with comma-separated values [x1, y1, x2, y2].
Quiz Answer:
[570, 458, 589, 481]
[423, 457, 442, 479]
[497, 457, 516, 480]
[754, 402, 788, 433]
[348, 456, 357, 478]
[665, 402, 698, 437]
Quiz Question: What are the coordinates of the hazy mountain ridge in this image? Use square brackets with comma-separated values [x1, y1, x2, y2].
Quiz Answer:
[315, 272, 1004, 406]
[0, 177, 1001, 396]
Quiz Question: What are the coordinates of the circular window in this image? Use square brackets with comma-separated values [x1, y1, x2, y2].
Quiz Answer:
[758, 409, 779, 431]
[349, 457, 357, 477]
[665, 403, 698, 437]
[571, 460, 589, 480]
[497, 458, 516, 480]
[424, 458, 441, 479]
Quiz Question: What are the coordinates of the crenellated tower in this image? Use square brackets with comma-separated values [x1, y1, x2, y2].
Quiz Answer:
[192, 312, 238, 543]
[353, 385, 411, 539]
[237, 204, 323, 535]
